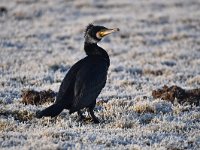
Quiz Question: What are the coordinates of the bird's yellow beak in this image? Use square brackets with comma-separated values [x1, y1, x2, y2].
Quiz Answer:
[97, 28, 120, 38]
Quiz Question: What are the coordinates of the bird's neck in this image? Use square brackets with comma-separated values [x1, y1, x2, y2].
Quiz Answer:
[84, 42, 110, 65]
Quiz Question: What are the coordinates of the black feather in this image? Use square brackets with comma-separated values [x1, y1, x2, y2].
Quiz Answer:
[84, 23, 94, 37]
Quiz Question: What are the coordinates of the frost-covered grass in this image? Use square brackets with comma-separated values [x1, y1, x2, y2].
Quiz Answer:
[0, 0, 200, 149]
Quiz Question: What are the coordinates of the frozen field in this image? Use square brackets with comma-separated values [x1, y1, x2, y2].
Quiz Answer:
[0, 0, 200, 149]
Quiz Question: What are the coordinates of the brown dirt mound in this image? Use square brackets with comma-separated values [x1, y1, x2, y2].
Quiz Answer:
[21, 89, 56, 105]
[152, 85, 200, 106]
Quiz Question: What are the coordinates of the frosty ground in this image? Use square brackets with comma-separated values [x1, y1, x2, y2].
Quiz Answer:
[0, 0, 200, 149]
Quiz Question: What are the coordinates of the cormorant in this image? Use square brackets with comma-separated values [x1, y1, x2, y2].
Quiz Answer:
[36, 24, 119, 123]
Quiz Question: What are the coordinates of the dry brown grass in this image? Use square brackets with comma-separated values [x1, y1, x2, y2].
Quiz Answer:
[0, 109, 34, 122]
[130, 101, 155, 114]
[0, 121, 9, 131]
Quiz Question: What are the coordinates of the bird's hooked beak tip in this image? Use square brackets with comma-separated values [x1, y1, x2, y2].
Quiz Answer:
[97, 28, 120, 38]
[112, 28, 120, 32]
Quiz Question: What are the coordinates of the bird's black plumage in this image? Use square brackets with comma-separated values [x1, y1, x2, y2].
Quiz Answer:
[36, 24, 119, 123]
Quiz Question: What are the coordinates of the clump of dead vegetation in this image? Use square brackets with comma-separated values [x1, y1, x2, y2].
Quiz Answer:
[143, 69, 163, 76]
[21, 89, 56, 105]
[132, 102, 155, 113]
[152, 85, 200, 106]
[0, 120, 11, 131]
[0, 109, 34, 122]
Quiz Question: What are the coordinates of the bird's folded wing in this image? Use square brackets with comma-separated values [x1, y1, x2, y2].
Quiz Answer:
[72, 63, 107, 110]
[56, 58, 85, 101]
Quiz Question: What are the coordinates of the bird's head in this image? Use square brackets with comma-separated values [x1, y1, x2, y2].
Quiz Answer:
[84, 24, 119, 44]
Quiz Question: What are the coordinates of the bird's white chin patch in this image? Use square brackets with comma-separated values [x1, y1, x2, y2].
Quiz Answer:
[86, 35, 99, 44]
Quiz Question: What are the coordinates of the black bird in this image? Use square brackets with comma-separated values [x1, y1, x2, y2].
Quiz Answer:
[36, 24, 119, 123]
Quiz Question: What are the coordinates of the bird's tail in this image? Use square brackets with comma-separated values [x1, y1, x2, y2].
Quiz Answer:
[36, 103, 64, 118]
